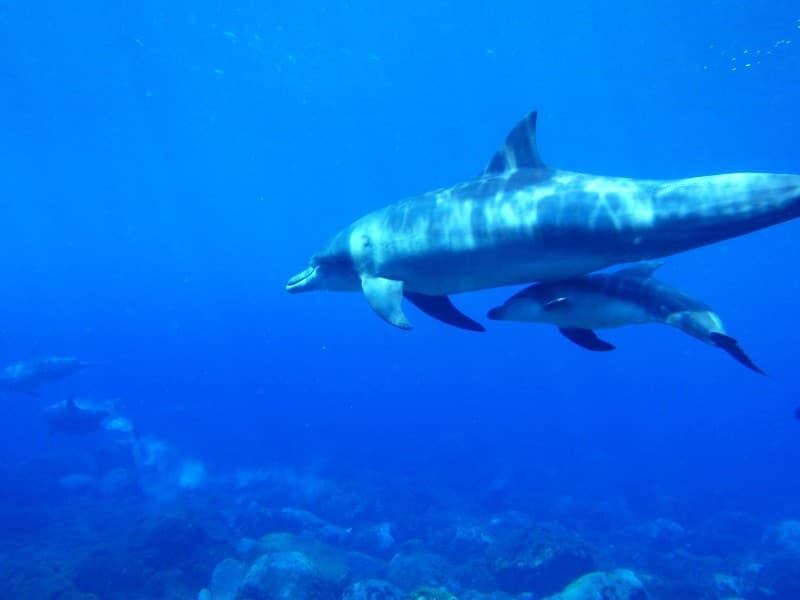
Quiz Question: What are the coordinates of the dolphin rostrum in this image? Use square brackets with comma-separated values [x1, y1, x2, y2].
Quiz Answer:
[487, 262, 765, 374]
[286, 111, 800, 330]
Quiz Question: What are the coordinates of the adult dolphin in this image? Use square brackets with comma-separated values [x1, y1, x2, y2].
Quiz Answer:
[42, 396, 137, 437]
[0, 355, 89, 395]
[42, 397, 112, 435]
[487, 262, 765, 374]
[287, 111, 800, 330]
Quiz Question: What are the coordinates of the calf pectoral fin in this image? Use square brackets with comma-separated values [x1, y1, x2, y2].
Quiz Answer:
[558, 327, 615, 352]
[709, 332, 767, 375]
[404, 292, 485, 332]
[361, 276, 412, 330]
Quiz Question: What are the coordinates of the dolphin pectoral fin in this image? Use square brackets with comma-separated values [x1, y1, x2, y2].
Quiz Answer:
[709, 332, 767, 375]
[404, 292, 485, 332]
[558, 327, 616, 352]
[361, 276, 412, 330]
[543, 297, 569, 312]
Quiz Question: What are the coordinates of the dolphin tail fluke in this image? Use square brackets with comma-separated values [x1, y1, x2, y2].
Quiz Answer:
[404, 292, 485, 332]
[558, 327, 616, 352]
[709, 332, 767, 376]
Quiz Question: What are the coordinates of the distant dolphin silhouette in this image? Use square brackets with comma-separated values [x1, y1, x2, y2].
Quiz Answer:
[0, 356, 89, 395]
[42, 396, 112, 435]
[42, 396, 136, 437]
[487, 262, 765, 374]
[287, 111, 800, 330]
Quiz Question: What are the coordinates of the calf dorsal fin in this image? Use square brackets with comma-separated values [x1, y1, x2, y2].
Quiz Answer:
[615, 261, 665, 280]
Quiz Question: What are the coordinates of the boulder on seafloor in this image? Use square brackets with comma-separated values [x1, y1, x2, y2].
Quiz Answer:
[641, 569, 718, 600]
[234, 538, 261, 561]
[764, 519, 800, 556]
[432, 517, 495, 561]
[132, 513, 227, 584]
[552, 496, 635, 534]
[387, 552, 455, 591]
[487, 523, 596, 596]
[754, 556, 800, 599]
[74, 547, 162, 598]
[233, 533, 349, 599]
[344, 550, 388, 581]
[49, 591, 102, 600]
[637, 518, 687, 552]
[544, 568, 648, 600]
[351, 522, 397, 557]
[452, 556, 498, 592]
[202, 557, 246, 600]
[404, 587, 458, 600]
[340, 578, 404, 600]
[694, 512, 761, 557]
[712, 572, 754, 599]
[237, 550, 344, 599]
[753, 519, 800, 599]
[265, 507, 352, 545]
[458, 592, 527, 600]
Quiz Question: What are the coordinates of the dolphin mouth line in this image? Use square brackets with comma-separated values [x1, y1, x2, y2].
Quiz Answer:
[286, 266, 317, 293]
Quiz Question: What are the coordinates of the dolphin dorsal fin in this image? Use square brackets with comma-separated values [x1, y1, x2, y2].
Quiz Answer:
[483, 111, 548, 175]
[615, 261, 665, 280]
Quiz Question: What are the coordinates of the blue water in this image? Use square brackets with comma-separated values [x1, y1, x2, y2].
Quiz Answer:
[2, 2, 800, 598]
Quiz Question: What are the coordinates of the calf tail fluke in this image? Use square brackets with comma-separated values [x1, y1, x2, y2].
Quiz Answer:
[709, 332, 767, 376]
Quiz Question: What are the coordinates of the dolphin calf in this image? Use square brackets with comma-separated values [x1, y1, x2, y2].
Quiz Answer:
[287, 111, 800, 330]
[0, 356, 89, 395]
[487, 262, 765, 374]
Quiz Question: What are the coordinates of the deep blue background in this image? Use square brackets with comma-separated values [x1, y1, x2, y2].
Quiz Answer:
[1, 1, 799, 524]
